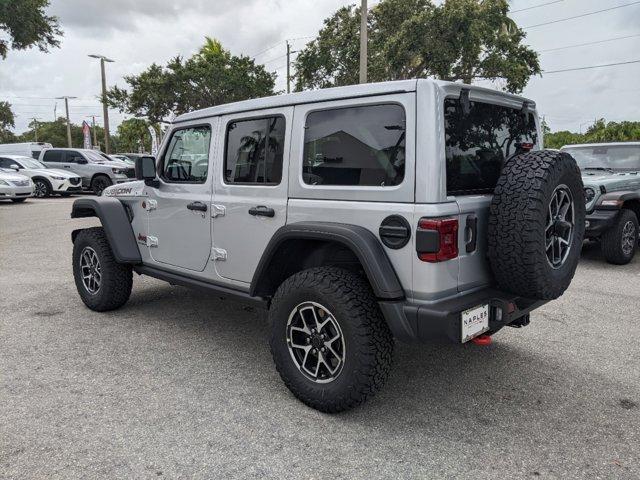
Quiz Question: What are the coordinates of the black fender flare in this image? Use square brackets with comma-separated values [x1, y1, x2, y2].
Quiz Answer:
[595, 191, 640, 210]
[70, 196, 141, 263]
[249, 222, 404, 300]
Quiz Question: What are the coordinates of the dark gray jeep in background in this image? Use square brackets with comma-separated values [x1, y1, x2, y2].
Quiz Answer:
[562, 142, 640, 264]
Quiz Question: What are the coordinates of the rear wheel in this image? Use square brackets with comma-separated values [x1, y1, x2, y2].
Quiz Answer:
[33, 178, 52, 198]
[73, 227, 132, 311]
[91, 175, 112, 196]
[269, 267, 393, 413]
[601, 209, 638, 265]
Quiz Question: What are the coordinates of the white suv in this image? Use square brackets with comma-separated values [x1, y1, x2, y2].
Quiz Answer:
[0, 155, 82, 197]
[69, 80, 585, 412]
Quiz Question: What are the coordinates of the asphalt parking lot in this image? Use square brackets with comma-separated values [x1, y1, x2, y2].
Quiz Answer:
[1, 196, 639, 479]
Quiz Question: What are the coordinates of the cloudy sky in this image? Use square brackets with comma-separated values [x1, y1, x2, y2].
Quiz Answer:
[1, 0, 639, 136]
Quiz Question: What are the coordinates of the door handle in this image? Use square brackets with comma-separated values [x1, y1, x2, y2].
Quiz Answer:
[465, 214, 478, 253]
[63, 165, 70, 168]
[248, 205, 275, 217]
[187, 201, 208, 212]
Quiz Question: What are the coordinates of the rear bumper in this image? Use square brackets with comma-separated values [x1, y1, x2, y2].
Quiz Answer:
[379, 288, 547, 343]
[585, 209, 618, 237]
[0, 185, 33, 199]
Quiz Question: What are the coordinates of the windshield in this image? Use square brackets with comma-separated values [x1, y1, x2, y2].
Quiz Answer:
[16, 157, 47, 169]
[563, 145, 640, 171]
[84, 150, 109, 163]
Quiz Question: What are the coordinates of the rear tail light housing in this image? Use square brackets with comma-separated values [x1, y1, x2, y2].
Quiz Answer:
[416, 217, 459, 262]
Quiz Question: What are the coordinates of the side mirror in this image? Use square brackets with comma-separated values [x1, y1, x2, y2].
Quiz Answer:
[77, 158, 88, 164]
[135, 156, 158, 187]
[9, 164, 20, 171]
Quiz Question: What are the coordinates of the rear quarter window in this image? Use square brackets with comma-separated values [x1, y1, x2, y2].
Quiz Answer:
[42, 150, 63, 163]
[445, 99, 538, 196]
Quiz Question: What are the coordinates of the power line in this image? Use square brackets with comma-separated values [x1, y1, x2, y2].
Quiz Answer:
[544, 59, 640, 74]
[540, 33, 640, 52]
[250, 41, 284, 59]
[511, 0, 563, 14]
[524, 1, 640, 29]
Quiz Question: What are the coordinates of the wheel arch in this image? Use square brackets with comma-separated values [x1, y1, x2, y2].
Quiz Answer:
[250, 222, 405, 300]
[31, 175, 52, 187]
[90, 172, 112, 186]
[71, 197, 141, 263]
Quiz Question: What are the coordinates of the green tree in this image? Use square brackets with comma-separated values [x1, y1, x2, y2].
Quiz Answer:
[15, 117, 114, 149]
[0, 101, 16, 142]
[107, 37, 276, 124]
[543, 119, 640, 149]
[115, 118, 152, 153]
[294, 0, 540, 93]
[0, 0, 62, 59]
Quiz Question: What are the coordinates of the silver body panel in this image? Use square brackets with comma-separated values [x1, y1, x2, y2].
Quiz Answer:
[105, 79, 541, 303]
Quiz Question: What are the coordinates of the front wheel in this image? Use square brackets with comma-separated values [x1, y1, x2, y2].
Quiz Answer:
[91, 175, 112, 196]
[601, 209, 638, 265]
[269, 267, 394, 413]
[73, 227, 133, 311]
[33, 179, 52, 198]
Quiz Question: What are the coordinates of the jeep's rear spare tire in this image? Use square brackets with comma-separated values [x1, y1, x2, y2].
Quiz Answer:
[488, 150, 585, 300]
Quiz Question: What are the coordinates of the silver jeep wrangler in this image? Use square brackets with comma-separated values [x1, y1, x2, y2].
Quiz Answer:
[70, 80, 585, 412]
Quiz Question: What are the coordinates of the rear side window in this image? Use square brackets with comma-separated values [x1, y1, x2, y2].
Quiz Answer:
[162, 126, 212, 183]
[303, 104, 405, 186]
[65, 151, 85, 163]
[43, 150, 63, 162]
[225, 116, 285, 184]
[445, 98, 538, 196]
[31, 151, 40, 159]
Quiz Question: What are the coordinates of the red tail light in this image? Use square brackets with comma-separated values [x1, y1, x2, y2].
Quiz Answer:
[416, 218, 459, 262]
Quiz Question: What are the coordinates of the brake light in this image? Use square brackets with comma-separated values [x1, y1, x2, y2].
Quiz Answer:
[416, 217, 459, 262]
[519, 142, 534, 151]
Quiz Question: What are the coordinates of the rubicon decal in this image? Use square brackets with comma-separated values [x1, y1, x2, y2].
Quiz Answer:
[105, 187, 133, 196]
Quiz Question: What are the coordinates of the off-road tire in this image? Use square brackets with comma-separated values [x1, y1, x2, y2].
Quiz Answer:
[10, 198, 27, 203]
[91, 175, 112, 196]
[73, 227, 132, 311]
[488, 150, 585, 300]
[33, 178, 52, 198]
[269, 267, 393, 413]
[601, 209, 638, 265]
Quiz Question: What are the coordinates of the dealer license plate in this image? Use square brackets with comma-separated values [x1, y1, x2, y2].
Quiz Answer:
[461, 304, 489, 343]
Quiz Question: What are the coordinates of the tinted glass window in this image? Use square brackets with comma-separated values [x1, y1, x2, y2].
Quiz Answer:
[65, 151, 86, 163]
[31, 151, 40, 159]
[162, 126, 211, 183]
[225, 116, 285, 184]
[43, 150, 63, 162]
[303, 104, 405, 187]
[445, 99, 538, 196]
[0, 158, 17, 168]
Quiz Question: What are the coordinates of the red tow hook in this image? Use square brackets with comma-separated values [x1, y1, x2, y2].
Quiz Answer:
[471, 334, 492, 346]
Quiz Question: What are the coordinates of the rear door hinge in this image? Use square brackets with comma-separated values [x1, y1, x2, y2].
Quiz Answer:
[211, 204, 226, 218]
[212, 247, 227, 261]
[144, 199, 158, 211]
[146, 235, 158, 248]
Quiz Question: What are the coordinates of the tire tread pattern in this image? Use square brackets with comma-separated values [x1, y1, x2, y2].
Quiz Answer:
[73, 227, 133, 311]
[269, 267, 393, 413]
[487, 150, 585, 300]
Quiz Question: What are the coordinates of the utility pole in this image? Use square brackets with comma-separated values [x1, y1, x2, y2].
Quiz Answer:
[286, 41, 291, 94]
[31, 118, 40, 142]
[359, 0, 368, 84]
[286, 41, 297, 94]
[89, 54, 114, 153]
[56, 96, 77, 147]
[91, 115, 99, 147]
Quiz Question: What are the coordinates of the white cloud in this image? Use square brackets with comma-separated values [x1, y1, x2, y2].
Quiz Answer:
[1, 0, 639, 136]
